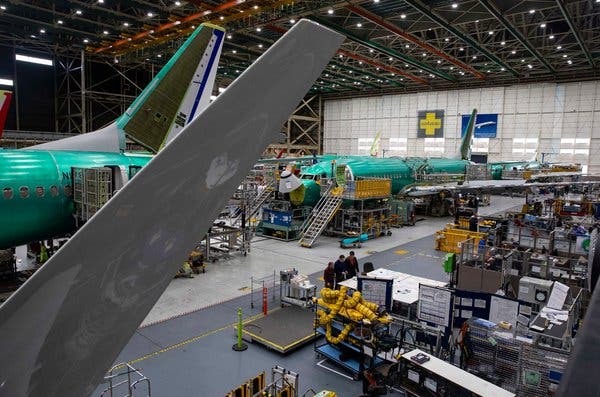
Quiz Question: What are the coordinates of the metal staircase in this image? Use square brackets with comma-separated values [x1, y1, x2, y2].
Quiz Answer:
[247, 182, 274, 219]
[298, 185, 343, 248]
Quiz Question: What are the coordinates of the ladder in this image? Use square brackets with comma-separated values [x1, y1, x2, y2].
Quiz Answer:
[299, 185, 343, 248]
[232, 181, 273, 226]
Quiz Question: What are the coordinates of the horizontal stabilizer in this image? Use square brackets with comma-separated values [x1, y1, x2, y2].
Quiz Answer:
[0, 19, 343, 397]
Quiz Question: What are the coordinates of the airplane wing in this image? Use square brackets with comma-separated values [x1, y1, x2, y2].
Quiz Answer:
[402, 176, 600, 197]
[0, 19, 344, 397]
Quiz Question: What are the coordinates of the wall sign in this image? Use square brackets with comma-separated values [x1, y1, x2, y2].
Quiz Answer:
[461, 113, 498, 138]
[417, 110, 444, 138]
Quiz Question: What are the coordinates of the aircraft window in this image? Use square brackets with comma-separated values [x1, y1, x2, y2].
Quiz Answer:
[3, 187, 13, 200]
[301, 174, 313, 180]
[64, 185, 72, 197]
[50, 185, 59, 197]
[35, 186, 45, 198]
[19, 186, 29, 199]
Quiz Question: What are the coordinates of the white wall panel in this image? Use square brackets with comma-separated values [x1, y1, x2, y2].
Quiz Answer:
[324, 81, 600, 171]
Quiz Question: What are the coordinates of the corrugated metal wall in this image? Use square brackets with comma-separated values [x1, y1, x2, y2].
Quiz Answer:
[324, 81, 600, 172]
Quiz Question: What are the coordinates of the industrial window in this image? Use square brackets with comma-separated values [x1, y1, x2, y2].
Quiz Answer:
[35, 186, 44, 198]
[512, 138, 537, 154]
[357, 138, 375, 154]
[19, 186, 29, 199]
[3, 187, 13, 200]
[50, 185, 58, 197]
[559, 138, 590, 156]
[472, 138, 489, 153]
[64, 185, 72, 197]
[424, 138, 445, 154]
[389, 138, 408, 155]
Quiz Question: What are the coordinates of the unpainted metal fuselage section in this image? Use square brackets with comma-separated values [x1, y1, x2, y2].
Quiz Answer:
[0, 150, 151, 249]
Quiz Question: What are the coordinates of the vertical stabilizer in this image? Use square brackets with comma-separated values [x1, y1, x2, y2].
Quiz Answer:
[0, 90, 12, 139]
[370, 131, 382, 157]
[30, 24, 224, 153]
[459, 109, 477, 160]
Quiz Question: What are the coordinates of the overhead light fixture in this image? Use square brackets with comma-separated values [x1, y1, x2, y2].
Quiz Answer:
[562, 54, 567, 58]
[521, 59, 525, 62]
[227, 34, 232, 39]
[376, 67, 379, 70]
[175, 1, 181, 5]
[356, 23, 362, 27]
[16, 54, 53, 66]
[369, 49, 374, 53]
[388, 57, 393, 61]
[40, 28, 46, 34]
[98, 0, 104, 3]
[450, 66, 454, 70]
[327, 9, 333, 14]
[487, 70, 490, 73]
[459, 47, 464, 51]
[400, 14, 406, 19]
[567, 60, 572, 64]
[444, 38, 449, 42]
[527, 64, 532, 69]
[258, 44, 263, 48]
[123, 22, 129, 27]
[500, 41, 505, 45]
[529, 9, 535, 14]
[348, 70, 353, 73]
[253, 5, 258, 9]
[57, 20, 64, 24]
[374, 0, 380, 3]
[488, 31, 493, 35]
[157, 54, 162, 58]
[147, 12, 153, 17]
[405, 44, 409, 48]
[103, 30, 109, 35]
[472, 55, 477, 59]
[437, 60, 441, 64]
[83, 38, 89, 43]
[540, 23, 546, 28]
[0, 5, 5, 10]
[511, 50, 516, 54]
[232, 50, 237, 53]
[359, 61, 363, 64]
[557, 45, 562, 49]
[339, 54, 343, 58]
[0, 78, 13, 86]
[475, 19, 479, 23]
[452, 3, 458, 8]
[549, 35, 555, 39]
[256, 27, 261, 32]
[220, 16, 224, 20]
[174, 20, 181, 25]
[75, 9, 82, 15]
[501, 67, 505, 71]
[289, 19, 296, 24]
[422, 52, 426, 57]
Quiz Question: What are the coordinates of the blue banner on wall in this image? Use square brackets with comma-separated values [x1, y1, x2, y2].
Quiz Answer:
[461, 113, 498, 138]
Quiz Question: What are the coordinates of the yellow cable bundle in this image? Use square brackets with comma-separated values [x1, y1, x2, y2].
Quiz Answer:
[325, 322, 354, 344]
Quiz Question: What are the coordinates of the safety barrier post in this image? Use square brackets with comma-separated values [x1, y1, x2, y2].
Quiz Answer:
[232, 307, 248, 351]
[262, 287, 268, 315]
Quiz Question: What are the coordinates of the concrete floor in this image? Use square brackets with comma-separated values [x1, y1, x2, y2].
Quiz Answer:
[98, 195, 525, 396]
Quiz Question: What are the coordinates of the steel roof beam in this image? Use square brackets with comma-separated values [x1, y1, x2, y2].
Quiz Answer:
[478, 0, 555, 73]
[403, 0, 518, 77]
[346, 5, 485, 80]
[308, 15, 456, 82]
[555, 0, 595, 67]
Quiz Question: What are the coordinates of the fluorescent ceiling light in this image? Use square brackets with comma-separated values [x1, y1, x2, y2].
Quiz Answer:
[16, 54, 53, 66]
[0, 78, 13, 86]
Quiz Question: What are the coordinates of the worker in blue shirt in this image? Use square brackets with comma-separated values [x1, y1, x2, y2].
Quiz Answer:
[334, 254, 346, 289]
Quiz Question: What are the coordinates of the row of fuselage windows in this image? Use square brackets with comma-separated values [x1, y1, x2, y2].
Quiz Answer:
[2, 185, 72, 200]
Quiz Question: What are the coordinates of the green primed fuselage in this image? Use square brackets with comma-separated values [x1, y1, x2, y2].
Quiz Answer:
[295, 157, 472, 206]
[0, 149, 151, 249]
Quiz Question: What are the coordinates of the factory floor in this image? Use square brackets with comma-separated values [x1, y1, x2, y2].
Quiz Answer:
[103, 195, 523, 396]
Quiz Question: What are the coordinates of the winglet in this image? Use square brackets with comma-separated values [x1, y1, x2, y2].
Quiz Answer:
[0, 90, 12, 140]
[459, 109, 477, 160]
[0, 19, 343, 397]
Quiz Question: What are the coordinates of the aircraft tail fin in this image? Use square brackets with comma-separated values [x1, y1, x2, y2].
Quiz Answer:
[370, 131, 382, 157]
[0, 19, 343, 397]
[0, 90, 12, 139]
[459, 109, 477, 160]
[30, 24, 224, 153]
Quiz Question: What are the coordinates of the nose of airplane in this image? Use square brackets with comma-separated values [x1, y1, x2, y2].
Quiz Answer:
[278, 169, 303, 193]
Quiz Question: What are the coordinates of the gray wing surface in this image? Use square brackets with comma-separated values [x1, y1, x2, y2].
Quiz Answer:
[0, 20, 343, 397]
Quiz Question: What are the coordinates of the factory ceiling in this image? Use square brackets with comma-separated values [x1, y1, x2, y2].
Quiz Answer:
[0, 0, 598, 97]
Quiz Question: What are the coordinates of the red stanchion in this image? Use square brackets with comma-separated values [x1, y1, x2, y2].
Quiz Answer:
[262, 287, 268, 315]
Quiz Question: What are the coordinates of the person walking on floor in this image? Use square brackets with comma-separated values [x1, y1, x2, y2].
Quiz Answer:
[345, 251, 359, 279]
[334, 254, 346, 289]
[323, 261, 335, 289]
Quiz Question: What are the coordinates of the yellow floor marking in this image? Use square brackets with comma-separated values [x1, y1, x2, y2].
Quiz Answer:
[238, 286, 251, 291]
[395, 249, 409, 255]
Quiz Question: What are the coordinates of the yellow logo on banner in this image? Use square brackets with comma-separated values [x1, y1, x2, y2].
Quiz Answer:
[420, 112, 442, 136]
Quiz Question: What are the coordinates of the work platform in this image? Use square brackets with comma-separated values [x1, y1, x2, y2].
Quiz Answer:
[242, 305, 318, 353]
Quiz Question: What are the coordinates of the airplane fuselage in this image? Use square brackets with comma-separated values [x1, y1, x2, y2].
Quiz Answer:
[291, 157, 472, 206]
[0, 149, 151, 249]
